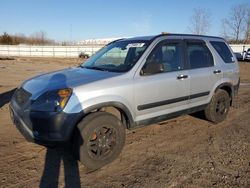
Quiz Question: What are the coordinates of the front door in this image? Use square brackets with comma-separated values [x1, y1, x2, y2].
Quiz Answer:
[134, 39, 190, 122]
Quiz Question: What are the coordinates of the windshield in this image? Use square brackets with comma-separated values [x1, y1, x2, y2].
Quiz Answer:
[80, 40, 149, 72]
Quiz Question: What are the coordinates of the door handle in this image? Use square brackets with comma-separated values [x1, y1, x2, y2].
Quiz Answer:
[213, 70, 221, 74]
[177, 75, 188, 80]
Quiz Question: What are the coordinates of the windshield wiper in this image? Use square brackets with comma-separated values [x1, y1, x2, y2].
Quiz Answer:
[82, 66, 109, 72]
[79, 65, 85, 68]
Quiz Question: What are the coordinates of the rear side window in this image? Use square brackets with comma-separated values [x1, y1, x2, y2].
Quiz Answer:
[187, 42, 214, 69]
[210, 41, 234, 63]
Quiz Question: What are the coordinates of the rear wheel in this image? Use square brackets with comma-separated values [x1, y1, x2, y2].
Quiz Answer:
[204, 89, 230, 123]
[72, 112, 125, 170]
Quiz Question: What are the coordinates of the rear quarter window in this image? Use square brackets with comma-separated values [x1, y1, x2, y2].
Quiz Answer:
[210, 41, 234, 63]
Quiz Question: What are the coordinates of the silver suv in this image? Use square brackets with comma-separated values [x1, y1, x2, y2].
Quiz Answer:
[10, 33, 240, 170]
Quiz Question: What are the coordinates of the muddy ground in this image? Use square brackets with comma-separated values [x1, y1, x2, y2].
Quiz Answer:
[0, 57, 249, 188]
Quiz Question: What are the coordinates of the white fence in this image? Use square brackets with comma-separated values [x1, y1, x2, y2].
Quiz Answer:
[0, 45, 103, 58]
[229, 44, 250, 53]
[0, 44, 250, 58]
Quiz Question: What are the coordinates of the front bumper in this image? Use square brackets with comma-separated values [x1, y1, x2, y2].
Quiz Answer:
[10, 101, 82, 147]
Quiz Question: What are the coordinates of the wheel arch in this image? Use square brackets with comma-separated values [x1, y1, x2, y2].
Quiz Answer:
[79, 102, 135, 129]
[214, 82, 233, 105]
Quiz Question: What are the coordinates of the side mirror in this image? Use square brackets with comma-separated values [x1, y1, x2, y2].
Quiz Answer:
[141, 62, 164, 75]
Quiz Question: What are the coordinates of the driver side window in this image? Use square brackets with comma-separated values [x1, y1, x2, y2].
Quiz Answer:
[143, 41, 184, 75]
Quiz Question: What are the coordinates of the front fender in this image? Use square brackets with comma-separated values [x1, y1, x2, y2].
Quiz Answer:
[64, 94, 135, 128]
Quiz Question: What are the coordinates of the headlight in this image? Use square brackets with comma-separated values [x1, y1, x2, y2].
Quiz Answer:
[31, 88, 72, 112]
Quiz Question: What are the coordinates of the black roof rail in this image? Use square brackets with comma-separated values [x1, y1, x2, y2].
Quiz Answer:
[151, 33, 224, 41]
[105, 33, 225, 45]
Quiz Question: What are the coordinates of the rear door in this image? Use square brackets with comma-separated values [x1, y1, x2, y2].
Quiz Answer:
[210, 41, 240, 87]
[185, 40, 222, 107]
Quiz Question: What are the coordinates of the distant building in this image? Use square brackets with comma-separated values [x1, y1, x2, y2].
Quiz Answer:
[77, 37, 122, 45]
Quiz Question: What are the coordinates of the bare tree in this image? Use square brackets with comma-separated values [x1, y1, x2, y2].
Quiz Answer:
[0, 32, 55, 45]
[30, 31, 48, 45]
[223, 4, 249, 42]
[245, 10, 250, 42]
[188, 8, 211, 35]
[0, 32, 13, 44]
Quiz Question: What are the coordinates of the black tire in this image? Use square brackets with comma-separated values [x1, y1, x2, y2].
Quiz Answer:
[72, 112, 125, 170]
[204, 89, 230, 123]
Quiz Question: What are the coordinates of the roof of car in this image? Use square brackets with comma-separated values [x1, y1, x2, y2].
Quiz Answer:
[121, 33, 224, 42]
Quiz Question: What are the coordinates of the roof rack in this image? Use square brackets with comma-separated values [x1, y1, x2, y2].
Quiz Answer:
[155, 33, 224, 40]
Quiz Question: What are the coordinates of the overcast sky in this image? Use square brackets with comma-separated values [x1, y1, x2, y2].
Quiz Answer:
[1, 0, 249, 41]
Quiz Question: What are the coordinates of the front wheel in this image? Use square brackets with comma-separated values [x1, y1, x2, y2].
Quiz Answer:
[72, 112, 125, 170]
[204, 89, 230, 123]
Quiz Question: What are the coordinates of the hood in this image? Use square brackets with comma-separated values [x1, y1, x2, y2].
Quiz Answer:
[22, 67, 121, 99]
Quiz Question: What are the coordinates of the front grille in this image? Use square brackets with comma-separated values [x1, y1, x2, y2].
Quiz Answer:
[13, 88, 31, 107]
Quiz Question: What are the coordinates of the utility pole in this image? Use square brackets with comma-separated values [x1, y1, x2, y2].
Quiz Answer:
[70, 24, 72, 45]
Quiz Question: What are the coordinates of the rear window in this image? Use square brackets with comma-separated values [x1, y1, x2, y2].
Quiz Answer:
[210, 41, 234, 63]
[187, 42, 214, 69]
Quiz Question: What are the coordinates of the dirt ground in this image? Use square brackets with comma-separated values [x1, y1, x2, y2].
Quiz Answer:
[0, 57, 249, 188]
